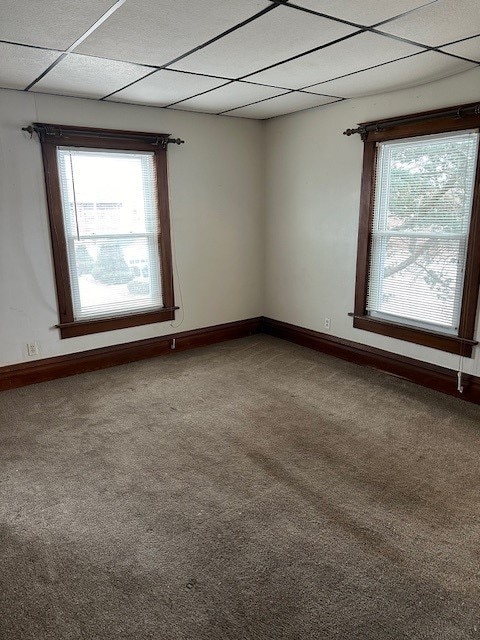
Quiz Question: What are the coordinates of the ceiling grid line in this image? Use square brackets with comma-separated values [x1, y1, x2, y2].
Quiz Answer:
[24, 0, 129, 90]
[0, 0, 478, 119]
[100, 2, 282, 100]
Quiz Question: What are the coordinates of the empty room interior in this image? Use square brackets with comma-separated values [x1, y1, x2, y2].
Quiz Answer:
[2, 0, 480, 638]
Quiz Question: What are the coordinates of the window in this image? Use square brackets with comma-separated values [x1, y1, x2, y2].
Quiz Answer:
[38, 125, 175, 338]
[353, 104, 480, 357]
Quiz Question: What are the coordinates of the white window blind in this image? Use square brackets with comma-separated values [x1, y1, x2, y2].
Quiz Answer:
[57, 147, 163, 320]
[366, 130, 479, 334]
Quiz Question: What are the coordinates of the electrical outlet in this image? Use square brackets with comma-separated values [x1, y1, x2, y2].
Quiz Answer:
[324, 318, 331, 330]
[27, 342, 39, 357]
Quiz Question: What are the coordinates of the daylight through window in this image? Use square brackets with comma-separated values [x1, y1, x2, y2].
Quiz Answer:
[367, 130, 479, 334]
[57, 147, 163, 320]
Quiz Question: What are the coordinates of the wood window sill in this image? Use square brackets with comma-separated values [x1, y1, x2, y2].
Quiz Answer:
[57, 308, 177, 338]
[351, 314, 476, 357]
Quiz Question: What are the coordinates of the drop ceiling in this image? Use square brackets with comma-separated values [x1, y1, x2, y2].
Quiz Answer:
[0, 0, 479, 119]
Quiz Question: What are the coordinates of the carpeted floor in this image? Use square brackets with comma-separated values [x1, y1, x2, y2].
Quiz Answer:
[1, 335, 480, 639]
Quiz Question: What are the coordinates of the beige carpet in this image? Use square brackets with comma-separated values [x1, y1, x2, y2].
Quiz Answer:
[1, 335, 479, 639]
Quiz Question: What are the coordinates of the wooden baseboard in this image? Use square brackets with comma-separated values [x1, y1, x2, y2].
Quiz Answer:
[2, 315, 479, 403]
[0, 317, 262, 391]
[263, 317, 480, 404]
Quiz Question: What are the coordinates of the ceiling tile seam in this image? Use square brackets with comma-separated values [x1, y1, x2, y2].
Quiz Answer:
[143, 2, 280, 70]
[300, 90, 346, 99]
[0, 39, 61, 53]
[24, 0, 128, 91]
[160, 67, 295, 91]
[217, 89, 294, 114]
[42, 47, 291, 90]
[217, 93, 292, 115]
[430, 50, 480, 65]
[229, 26, 433, 86]
[24, 53, 70, 91]
[237, 30, 365, 82]
[63, 0, 129, 53]
[298, 51, 428, 91]
[262, 96, 346, 120]
[438, 32, 480, 48]
[67, 89, 205, 115]
[162, 69, 338, 96]
[368, 28, 435, 51]
[266, 1, 370, 30]
[101, 69, 158, 99]
[100, 2, 281, 100]
[68, 51, 159, 71]
[164, 81, 236, 108]
[270, 1, 452, 54]
[268, 0, 438, 33]
[225, 96, 346, 120]
[161, 80, 342, 111]
[296, 49, 480, 94]
[24, 87, 255, 120]
[217, 92, 345, 116]
[366, 0, 440, 28]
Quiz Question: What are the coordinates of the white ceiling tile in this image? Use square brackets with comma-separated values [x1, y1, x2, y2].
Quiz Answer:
[0, 0, 118, 50]
[173, 82, 288, 114]
[292, 0, 435, 26]
[170, 6, 356, 79]
[248, 32, 422, 89]
[0, 43, 60, 90]
[226, 92, 338, 119]
[34, 54, 151, 99]
[379, 0, 480, 47]
[441, 36, 480, 63]
[309, 51, 476, 98]
[76, 0, 269, 66]
[108, 70, 227, 107]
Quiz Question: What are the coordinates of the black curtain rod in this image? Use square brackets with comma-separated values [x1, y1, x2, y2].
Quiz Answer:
[343, 102, 480, 140]
[22, 124, 185, 147]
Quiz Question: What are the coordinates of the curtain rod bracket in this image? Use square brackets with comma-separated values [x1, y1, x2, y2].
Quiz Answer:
[152, 136, 185, 149]
[21, 125, 34, 138]
[343, 126, 368, 141]
[22, 124, 62, 140]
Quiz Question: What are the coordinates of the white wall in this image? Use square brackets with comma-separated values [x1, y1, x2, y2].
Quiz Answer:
[0, 89, 265, 365]
[3, 69, 480, 373]
[264, 67, 480, 376]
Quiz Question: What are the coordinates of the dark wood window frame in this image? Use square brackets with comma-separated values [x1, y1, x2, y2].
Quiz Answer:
[352, 104, 480, 358]
[38, 124, 176, 339]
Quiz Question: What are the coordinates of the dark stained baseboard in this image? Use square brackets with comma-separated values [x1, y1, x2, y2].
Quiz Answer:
[0, 317, 263, 391]
[263, 317, 480, 405]
[2, 315, 479, 404]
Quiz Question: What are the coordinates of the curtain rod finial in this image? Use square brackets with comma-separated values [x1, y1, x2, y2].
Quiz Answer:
[343, 126, 367, 139]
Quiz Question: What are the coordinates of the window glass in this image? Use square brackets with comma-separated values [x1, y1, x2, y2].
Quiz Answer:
[366, 130, 479, 334]
[57, 147, 163, 320]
